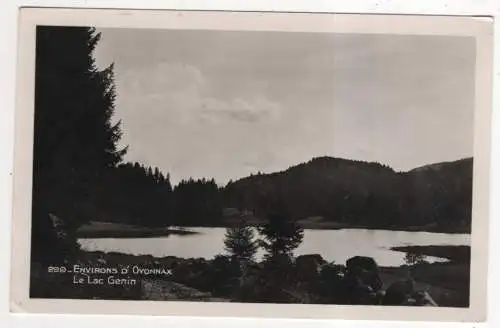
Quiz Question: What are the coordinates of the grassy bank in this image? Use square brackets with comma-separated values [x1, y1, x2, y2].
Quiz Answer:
[77, 221, 198, 238]
[390, 245, 471, 263]
[379, 263, 469, 307]
[381, 245, 471, 307]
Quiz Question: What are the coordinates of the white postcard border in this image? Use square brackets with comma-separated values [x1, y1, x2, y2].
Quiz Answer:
[10, 8, 494, 322]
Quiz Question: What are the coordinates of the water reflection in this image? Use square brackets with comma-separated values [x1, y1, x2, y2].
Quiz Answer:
[79, 228, 470, 267]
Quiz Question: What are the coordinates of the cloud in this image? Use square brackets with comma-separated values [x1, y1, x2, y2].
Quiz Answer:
[199, 96, 282, 123]
[117, 62, 282, 125]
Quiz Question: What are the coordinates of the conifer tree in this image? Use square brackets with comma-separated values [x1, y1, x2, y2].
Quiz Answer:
[258, 212, 304, 260]
[31, 26, 127, 263]
[224, 219, 259, 262]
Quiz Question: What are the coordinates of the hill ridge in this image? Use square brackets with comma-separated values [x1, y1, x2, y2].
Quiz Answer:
[222, 157, 473, 233]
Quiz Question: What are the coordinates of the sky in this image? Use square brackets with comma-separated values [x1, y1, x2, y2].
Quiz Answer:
[93, 28, 476, 185]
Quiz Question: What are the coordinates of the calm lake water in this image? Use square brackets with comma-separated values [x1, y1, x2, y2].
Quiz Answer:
[78, 228, 471, 267]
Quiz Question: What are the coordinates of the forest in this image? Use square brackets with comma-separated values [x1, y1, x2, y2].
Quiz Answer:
[77, 155, 473, 234]
[222, 156, 473, 232]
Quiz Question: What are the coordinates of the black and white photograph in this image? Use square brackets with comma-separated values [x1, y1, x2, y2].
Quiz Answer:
[9, 8, 493, 321]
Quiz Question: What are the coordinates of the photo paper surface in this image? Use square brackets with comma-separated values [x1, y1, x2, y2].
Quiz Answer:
[10, 8, 493, 322]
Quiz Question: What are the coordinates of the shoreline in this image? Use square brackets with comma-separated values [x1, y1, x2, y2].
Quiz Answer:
[33, 245, 469, 307]
[76, 221, 471, 239]
[390, 245, 471, 264]
[76, 223, 199, 239]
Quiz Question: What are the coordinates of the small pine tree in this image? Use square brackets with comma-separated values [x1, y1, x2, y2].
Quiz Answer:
[258, 212, 304, 260]
[404, 251, 426, 266]
[224, 219, 258, 262]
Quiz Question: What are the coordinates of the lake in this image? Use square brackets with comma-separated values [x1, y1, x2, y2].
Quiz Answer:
[78, 228, 471, 267]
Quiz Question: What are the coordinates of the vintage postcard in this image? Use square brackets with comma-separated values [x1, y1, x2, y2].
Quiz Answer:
[10, 8, 493, 322]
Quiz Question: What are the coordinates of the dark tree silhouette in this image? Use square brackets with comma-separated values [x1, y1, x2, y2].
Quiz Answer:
[172, 178, 223, 226]
[404, 252, 426, 266]
[95, 162, 174, 227]
[258, 212, 304, 259]
[31, 26, 126, 264]
[224, 219, 259, 262]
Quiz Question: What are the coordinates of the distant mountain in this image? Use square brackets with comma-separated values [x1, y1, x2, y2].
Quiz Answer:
[409, 158, 473, 174]
[222, 157, 473, 233]
[401, 157, 473, 232]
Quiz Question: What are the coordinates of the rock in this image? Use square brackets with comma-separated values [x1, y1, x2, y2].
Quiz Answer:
[345, 256, 383, 292]
[346, 256, 379, 273]
[382, 278, 415, 305]
[295, 254, 326, 281]
[296, 254, 326, 266]
[342, 256, 383, 304]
